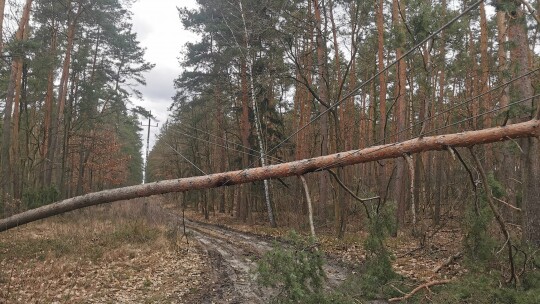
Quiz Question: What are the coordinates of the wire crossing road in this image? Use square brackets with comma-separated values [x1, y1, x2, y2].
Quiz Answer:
[1, 119, 539, 232]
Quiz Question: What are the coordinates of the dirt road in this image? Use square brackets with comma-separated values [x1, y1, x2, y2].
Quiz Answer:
[181, 218, 352, 303]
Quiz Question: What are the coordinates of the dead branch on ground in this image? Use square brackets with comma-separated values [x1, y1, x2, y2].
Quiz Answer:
[433, 251, 463, 273]
[388, 280, 451, 302]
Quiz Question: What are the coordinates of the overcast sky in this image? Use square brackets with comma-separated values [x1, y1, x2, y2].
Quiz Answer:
[131, 0, 199, 156]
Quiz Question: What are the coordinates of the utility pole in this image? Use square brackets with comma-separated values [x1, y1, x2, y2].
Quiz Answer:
[141, 111, 158, 184]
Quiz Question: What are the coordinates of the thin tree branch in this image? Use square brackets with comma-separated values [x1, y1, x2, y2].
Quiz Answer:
[518, 0, 540, 25]
[451, 147, 479, 215]
[493, 196, 521, 212]
[470, 147, 517, 285]
[326, 169, 373, 219]
[299, 175, 316, 238]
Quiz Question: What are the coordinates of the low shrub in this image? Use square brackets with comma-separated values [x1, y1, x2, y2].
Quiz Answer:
[22, 186, 59, 210]
[256, 231, 350, 303]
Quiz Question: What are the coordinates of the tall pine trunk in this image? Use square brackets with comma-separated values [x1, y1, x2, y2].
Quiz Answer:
[238, 60, 251, 222]
[312, 0, 331, 231]
[239, 0, 276, 228]
[0, 0, 6, 53]
[46, 3, 81, 187]
[1, 0, 32, 197]
[507, 3, 540, 246]
[392, 0, 408, 233]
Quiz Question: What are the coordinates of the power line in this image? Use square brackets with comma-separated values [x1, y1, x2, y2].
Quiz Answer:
[165, 73, 539, 197]
[164, 142, 207, 176]
[357, 67, 540, 148]
[171, 0, 486, 180]
[265, 0, 485, 156]
[170, 66, 539, 174]
[315, 93, 540, 173]
[166, 0, 510, 199]
[425, 94, 540, 139]
[229, 0, 485, 183]
[178, 124, 285, 163]
[141, 113, 159, 184]
[167, 126, 285, 164]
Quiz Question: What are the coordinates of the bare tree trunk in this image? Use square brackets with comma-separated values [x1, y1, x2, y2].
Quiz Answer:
[46, 3, 81, 186]
[312, 0, 332, 233]
[467, 20, 479, 129]
[376, 0, 389, 203]
[404, 154, 416, 232]
[300, 175, 316, 238]
[0, 0, 6, 53]
[392, 0, 408, 233]
[41, 26, 58, 188]
[216, 84, 227, 213]
[507, 3, 540, 246]
[433, 0, 446, 225]
[239, 60, 250, 222]
[1, 0, 32, 197]
[11, 58, 24, 199]
[238, 0, 276, 228]
[377, 0, 387, 142]
[328, 0, 350, 239]
[1, 120, 538, 232]
[495, 8, 515, 214]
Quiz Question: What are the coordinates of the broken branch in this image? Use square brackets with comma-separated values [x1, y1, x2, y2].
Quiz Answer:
[433, 251, 463, 273]
[388, 280, 451, 302]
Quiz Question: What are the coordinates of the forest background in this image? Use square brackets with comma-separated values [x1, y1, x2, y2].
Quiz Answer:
[0, 0, 539, 300]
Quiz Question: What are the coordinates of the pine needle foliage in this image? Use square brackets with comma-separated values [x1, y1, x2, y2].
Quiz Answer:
[256, 231, 347, 303]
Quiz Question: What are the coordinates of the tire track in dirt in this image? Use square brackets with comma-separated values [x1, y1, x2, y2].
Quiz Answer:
[183, 218, 353, 303]
[184, 219, 271, 303]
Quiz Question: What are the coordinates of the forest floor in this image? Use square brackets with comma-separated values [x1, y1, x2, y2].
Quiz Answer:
[0, 199, 215, 303]
[159, 199, 471, 302]
[1, 197, 468, 303]
[176, 204, 467, 283]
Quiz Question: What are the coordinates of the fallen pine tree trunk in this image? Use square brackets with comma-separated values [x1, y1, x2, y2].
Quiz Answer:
[1, 120, 539, 232]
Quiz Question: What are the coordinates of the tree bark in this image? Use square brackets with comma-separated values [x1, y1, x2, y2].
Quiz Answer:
[433, 0, 446, 225]
[0, 0, 6, 54]
[313, 0, 331, 219]
[300, 175, 316, 238]
[238, 0, 276, 228]
[376, 0, 389, 203]
[1, 120, 538, 232]
[507, 2, 540, 246]
[479, 2, 493, 166]
[239, 59, 251, 222]
[11, 57, 24, 199]
[404, 154, 416, 231]
[46, 2, 82, 187]
[41, 26, 58, 188]
[392, 0, 408, 233]
[376, 0, 388, 142]
[1, 0, 33, 197]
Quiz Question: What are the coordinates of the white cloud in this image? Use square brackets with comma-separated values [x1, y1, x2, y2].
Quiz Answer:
[130, 0, 199, 159]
